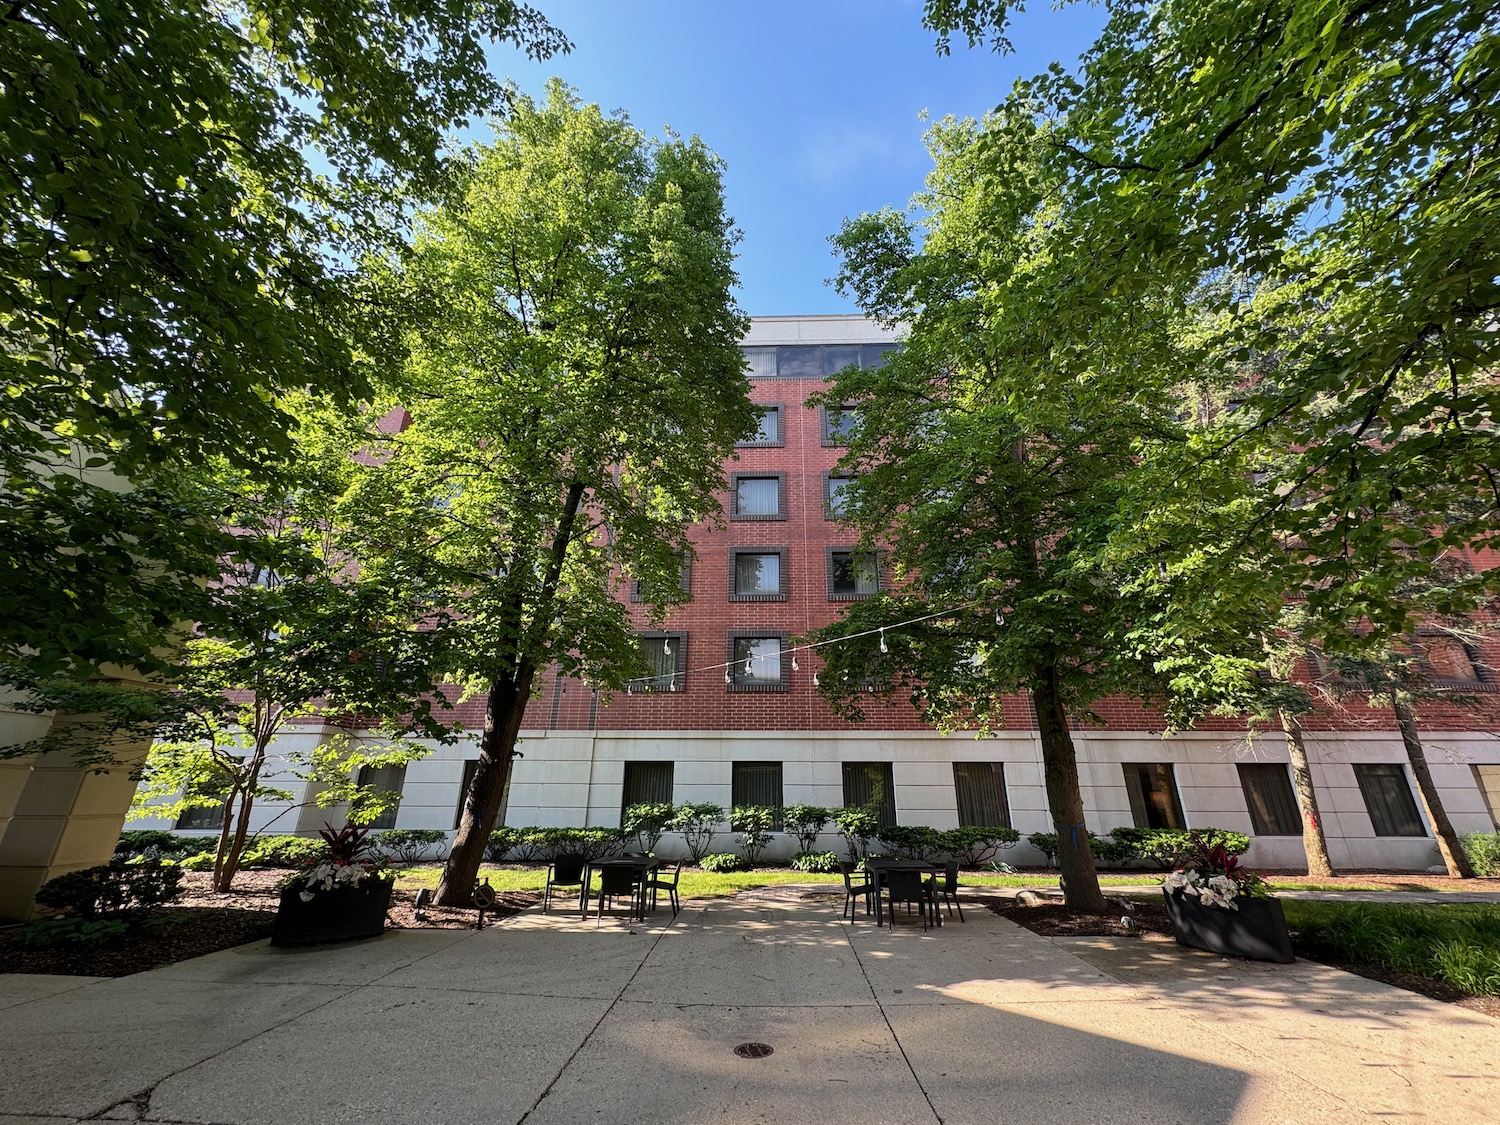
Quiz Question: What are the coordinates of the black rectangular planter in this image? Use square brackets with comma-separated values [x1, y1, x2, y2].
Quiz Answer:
[271, 879, 393, 947]
[1163, 888, 1295, 963]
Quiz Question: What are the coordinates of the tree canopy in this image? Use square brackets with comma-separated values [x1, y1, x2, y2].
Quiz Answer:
[1, 0, 568, 685]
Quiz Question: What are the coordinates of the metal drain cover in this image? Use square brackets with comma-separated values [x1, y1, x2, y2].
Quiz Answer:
[733, 1042, 774, 1059]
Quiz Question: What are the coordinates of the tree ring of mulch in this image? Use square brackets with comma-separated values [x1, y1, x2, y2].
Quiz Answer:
[988, 898, 1500, 1018]
[0, 869, 541, 978]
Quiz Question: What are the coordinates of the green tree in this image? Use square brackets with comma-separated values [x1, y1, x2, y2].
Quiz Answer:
[918, 0, 1500, 876]
[340, 82, 755, 906]
[1, 0, 567, 696]
[132, 426, 459, 890]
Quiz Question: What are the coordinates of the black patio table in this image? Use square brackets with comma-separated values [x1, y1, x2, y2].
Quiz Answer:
[586, 856, 659, 921]
[863, 857, 943, 927]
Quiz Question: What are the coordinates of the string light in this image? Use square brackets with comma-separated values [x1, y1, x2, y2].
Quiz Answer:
[791, 654, 799, 671]
[879, 628, 888, 654]
[812, 670, 820, 686]
[662, 638, 672, 655]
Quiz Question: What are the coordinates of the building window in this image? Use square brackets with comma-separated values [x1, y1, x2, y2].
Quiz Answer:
[842, 762, 897, 828]
[953, 762, 1010, 828]
[1122, 763, 1185, 830]
[175, 773, 233, 831]
[777, 346, 824, 378]
[827, 548, 879, 600]
[621, 761, 675, 823]
[742, 347, 778, 379]
[355, 763, 406, 830]
[730, 473, 786, 520]
[727, 633, 788, 691]
[738, 404, 784, 448]
[1237, 763, 1300, 836]
[732, 761, 784, 825]
[729, 548, 786, 601]
[821, 404, 860, 446]
[630, 555, 691, 602]
[453, 759, 480, 829]
[1354, 764, 1426, 837]
[1420, 635, 1488, 685]
[825, 473, 854, 519]
[630, 633, 686, 692]
[861, 343, 898, 369]
[1473, 765, 1500, 829]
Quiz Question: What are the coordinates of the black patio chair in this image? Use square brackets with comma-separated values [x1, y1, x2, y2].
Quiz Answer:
[839, 862, 874, 921]
[544, 853, 588, 916]
[883, 869, 936, 930]
[934, 859, 965, 922]
[644, 860, 683, 916]
[595, 864, 643, 925]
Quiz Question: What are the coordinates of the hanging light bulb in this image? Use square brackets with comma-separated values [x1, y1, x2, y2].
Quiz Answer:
[724, 668, 731, 684]
[879, 628, 888, 654]
[669, 677, 677, 692]
[812, 670, 820, 687]
[744, 656, 754, 675]
[791, 653, 800, 671]
[662, 637, 671, 655]
[995, 609, 1005, 626]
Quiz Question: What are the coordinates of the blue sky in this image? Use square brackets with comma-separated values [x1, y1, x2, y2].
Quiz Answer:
[490, 1, 1106, 316]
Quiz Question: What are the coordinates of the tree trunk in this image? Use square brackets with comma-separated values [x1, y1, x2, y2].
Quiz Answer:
[1032, 664, 1106, 914]
[1392, 696, 1474, 878]
[1277, 710, 1335, 878]
[435, 667, 536, 906]
[213, 748, 267, 892]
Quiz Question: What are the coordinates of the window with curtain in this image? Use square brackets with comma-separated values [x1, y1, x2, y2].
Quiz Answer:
[953, 762, 1010, 828]
[732, 475, 783, 518]
[729, 635, 784, 689]
[1237, 763, 1300, 836]
[828, 549, 879, 599]
[1353, 764, 1426, 836]
[355, 763, 406, 830]
[737, 404, 782, 446]
[732, 762, 783, 827]
[631, 634, 685, 692]
[731, 550, 784, 599]
[175, 762, 238, 830]
[620, 761, 675, 823]
[1122, 763, 1185, 830]
[842, 762, 896, 828]
[825, 474, 852, 518]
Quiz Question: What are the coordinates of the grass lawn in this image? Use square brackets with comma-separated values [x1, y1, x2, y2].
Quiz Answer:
[1282, 900, 1500, 995]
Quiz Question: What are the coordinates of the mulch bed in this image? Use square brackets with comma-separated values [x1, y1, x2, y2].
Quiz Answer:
[988, 897, 1500, 1019]
[0, 870, 540, 978]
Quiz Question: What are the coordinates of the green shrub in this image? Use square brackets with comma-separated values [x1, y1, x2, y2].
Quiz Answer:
[1287, 901, 1500, 995]
[832, 807, 880, 862]
[731, 805, 778, 866]
[509, 827, 548, 863]
[670, 803, 725, 863]
[114, 830, 180, 858]
[485, 827, 522, 862]
[1108, 827, 1249, 869]
[241, 835, 328, 868]
[790, 850, 842, 873]
[698, 852, 749, 873]
[1089, 835, 1137, 866]
[179, 852, 216, 871]
[783, 804, 831, 853]
[1027, 830, 1121, 865]
[376, 828, 449, 864]
[877, 825, 948, 861]
[942, 826, 1021, 867]
[34, 861, 184, 917]
[18, 917, 132, 947]
[1027, 831, 1060, 862]
[1461, 832, 1500, 877]
[545, 827, 629, 862]
[623, 802, 676, 854]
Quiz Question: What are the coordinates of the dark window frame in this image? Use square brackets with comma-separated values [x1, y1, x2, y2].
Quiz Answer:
[726, 631, 790, 693]
[1122, 762, 1186, 830]
[356, 763, 407, 831]
[629, 556, 691, 603]
[454, 759, 480, 829]
[821, 403, 860, 447]
[1237, 763, 1301, 836]
[620, 761, 676, 824]
[953, 762, 1011, 828]
[1416, 629, 1492, 689]
[826, 546, 881, 601]
[732, 761, 785, 828]
[841, 761, 897, 828]
[728, 546, 788, 602]
[736, 402, 786, 449]
[824, 472, 855, 520]
[1353, 763, 1427, 837]
[729, 472, 787, 521]
[628, 631, 687, 693]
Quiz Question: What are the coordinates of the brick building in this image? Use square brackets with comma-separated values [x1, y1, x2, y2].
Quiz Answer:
[135, 315, 1500, 870]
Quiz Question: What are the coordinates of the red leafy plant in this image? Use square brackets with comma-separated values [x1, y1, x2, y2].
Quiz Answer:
[281, 823, 392, 900]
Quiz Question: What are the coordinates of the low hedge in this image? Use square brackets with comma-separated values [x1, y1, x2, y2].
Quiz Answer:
[1463, 832, 1500, 877]
[698, 852, 750, 873]
[484, 827, 630, 863]
[790, 850, 842, 873]
[1026, 827, 1250, 868]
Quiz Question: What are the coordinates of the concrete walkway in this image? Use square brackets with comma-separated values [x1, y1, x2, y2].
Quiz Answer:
[1, 886, 1496, 1124]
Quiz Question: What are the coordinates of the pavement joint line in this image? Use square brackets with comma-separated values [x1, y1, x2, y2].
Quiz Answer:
[67, 925, 490, 1122]
[514, 911, 682, 1125]
[841, 918, 945, 1125]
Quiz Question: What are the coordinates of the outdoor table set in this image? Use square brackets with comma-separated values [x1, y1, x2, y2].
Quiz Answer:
[542, 854, 683, 925]
[854, 857, 966, 930]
